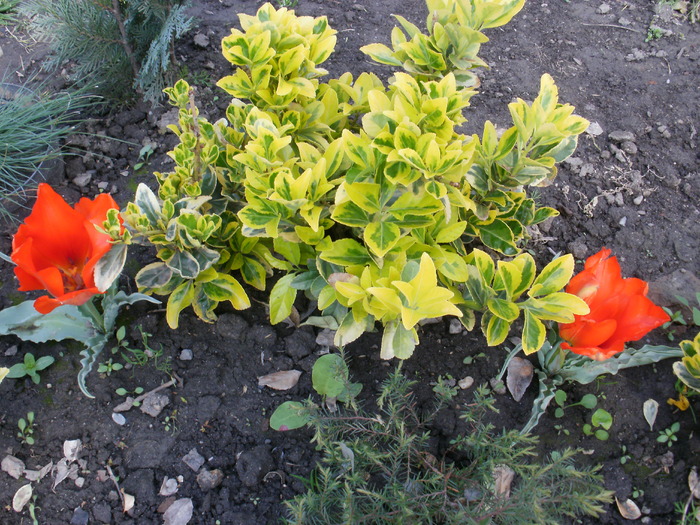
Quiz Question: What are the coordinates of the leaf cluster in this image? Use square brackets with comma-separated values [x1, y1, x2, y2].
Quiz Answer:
[283, 368, 613, 524]
[122, 1, 590, 359]
[674, 332, 700, 393]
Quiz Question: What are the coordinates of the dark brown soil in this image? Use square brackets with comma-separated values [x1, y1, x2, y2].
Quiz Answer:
[0, 0, 698, 523]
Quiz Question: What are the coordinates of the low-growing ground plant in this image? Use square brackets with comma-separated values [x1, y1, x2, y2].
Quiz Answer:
[6, 352, 54, 385]
[282, 367, 613, 524]
[17, 411, 35, 445]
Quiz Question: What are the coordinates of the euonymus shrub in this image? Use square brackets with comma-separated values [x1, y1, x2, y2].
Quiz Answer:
[120, 0, 590, 359]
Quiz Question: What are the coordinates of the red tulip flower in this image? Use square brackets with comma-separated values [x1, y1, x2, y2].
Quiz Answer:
[11, 184, 120, 314]
[559, 248, 669, 361]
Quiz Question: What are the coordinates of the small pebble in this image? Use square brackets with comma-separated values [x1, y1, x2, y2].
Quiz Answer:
[196, 468, 224, 491]
[4, 345, 17, 356]
[608, 130, 635, 143]
[70, 507, 89, 525]
[112, 413, 126, 426]
[458, 376, 474, 390]
[159, 477, 179, 497]
[633, 195, 644, 205]
[597, 3, 611, 14]
[449, 318, 463, 334]
[193, 33, 210, 48]
[619, 216, 627, 226]
[179, 348, 193, 361]
[140, 392, 170, 418]
[182, 448, 205, 472]
[586, 121, 604, 136]
[75, 477, 85, 488]
[72, 172, 93, 188]
[621, 141, 638, 154]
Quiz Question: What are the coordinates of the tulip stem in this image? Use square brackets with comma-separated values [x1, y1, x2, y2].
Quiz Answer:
[78, 299, 105, 334]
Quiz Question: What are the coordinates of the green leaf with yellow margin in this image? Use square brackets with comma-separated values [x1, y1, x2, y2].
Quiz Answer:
[202, 273, 251, 310]
[380, 319, 418, 360]
[167, 280, 194, 329]
[360, 43, 403, 67]
[528, 254, 575, 297]
[522, 309, 546, 354]
[483, 311, 509, 346]
[270, 274, 297, 324]
[522, 293, 589, 323]
[364, 221, 401, 258]
[479, 219, 517, 255]
[334, 312, 372, 347]
[486, 297, 519, 322]
[320, 239, 373, 266]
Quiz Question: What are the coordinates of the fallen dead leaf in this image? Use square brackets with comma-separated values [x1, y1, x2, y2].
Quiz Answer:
[616, 497, 641, 520]
[163, 497, 194, 525]
[12, 484, 32, 512]
[493, 465, 515, 499]
[258, 370, 302, 391]
[643, 399, 659, 430]
[63, 439, 81, 462]
[52, 458, 78, 490]
[1, 455, 25, 479]
[689, 467, 700, 499]
[122, 490, 135, 513]
[506, 357, 533, 402]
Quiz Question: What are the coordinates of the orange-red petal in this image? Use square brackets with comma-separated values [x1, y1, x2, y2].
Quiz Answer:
[558, 247, 669, 361]
[34, 287, 104, 314]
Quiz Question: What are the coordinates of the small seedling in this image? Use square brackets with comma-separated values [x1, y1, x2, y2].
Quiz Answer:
[115, 387, 144, 406]
[98, 358, 123, 376]
[163, 409, 179, 433]
[632, 487, 644, 500]
[675, 293, 700, 326]
[433, 374, 458, 400]
[553, 391, 598, 418]
[657, 422, 680, 447]
[119, 327, 171, 375]
[7, 353, 55, 384]
[133, 143, 155, 171]
[17, 411, 35, 445]
[462, 352, 486, 365]
[583, 409, 613, 441]
[554, 424, 570, 437]
[645, 25, 667, 42]
[620, 445, 631, 465]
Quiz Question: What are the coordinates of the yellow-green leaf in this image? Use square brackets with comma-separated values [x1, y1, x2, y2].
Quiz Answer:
[522, 293, 589, 323]
[392, 253, 462, 330]
[203, 274, 251, 310]
[166, 280, 194, 329]
[360, 43, 403, 67]
[364, 221, 401, 258]
[486, 297, 520, 322]
[528, 254, 575, 297]
[484, 312, 510, 346]
[522, 309, 546, 355]
[270, 274, 297, 324]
